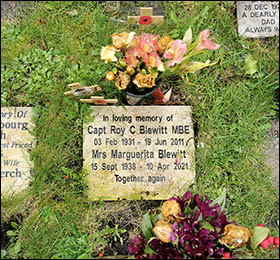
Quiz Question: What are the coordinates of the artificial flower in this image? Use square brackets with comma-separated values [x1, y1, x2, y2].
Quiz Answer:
[135, 32, 159, 57]
[133, 73, 156, 89]
[111, 32, 136, 50]
[153, 220, 173, 243]
[164, 40, 187, 67]
[139, 16, 152, 25]
[106, 71, 115, 80]
[158, 35, 174, 55]
[126, 66, 135, 76]
[161, 199, 181, 223]
[128, 233, 146, 256]
[115, 71, 130, 90]
[100, 45, 117, 63]
[195, 29, 220, 51]
[219, 224, 251, 248]
[125, 49, 139, 68]
[143, 51, 163, 70]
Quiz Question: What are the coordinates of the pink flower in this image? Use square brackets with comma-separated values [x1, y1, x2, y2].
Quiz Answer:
[195, 29, 220, 51]
[163, 40, 186, 67]
[135, 32, 159, 57]
[143, 51, 163, 69]
[125, 49, 139, 67]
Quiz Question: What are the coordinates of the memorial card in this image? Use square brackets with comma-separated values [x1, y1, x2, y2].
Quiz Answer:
[1, 107, 34, 195]
[237, 1, 279, 38]
[83, 106, 195, 200]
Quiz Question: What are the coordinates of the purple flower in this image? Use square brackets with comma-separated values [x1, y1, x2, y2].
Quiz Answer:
[128, 233, 146, 257]
[129, 192, 233, 259]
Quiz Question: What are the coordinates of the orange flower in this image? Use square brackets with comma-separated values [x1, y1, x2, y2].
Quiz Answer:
[219, 224, 251, 248]
[161, 199, 181, 223]
[106, 71, 115, 80]
[153, 220, 173, 243]
[126, 66, 135, 76]
[158, 35, 174, 55]
[133, 73, 157, 89]
[115, 71, 130, 90]
[65, 176, 69, 180]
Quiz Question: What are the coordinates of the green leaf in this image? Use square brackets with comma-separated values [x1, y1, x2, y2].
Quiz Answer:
[210, 188, 226, 212]
[10, 242, 21, 255]
[182, 27, 192, 45]
[145, 244, 155, 257]
[11, 221, 19, 229]
[153, 213, 163, 224]
[77, 253, 90, 259]
[6, 230, 15, 237]
[250, 226, 270, 250]
[186, 60, 219, 73]
[141, 213, 154, 240]
[170, 10, 179, 24]
[245, 54, 258, 75]
[200, 220, 214, 232]
[1, 249, 7, 259]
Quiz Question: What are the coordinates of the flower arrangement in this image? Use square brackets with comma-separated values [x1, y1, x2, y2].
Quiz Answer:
[128, 190, 279, 259]
[100, 28, 220, 100]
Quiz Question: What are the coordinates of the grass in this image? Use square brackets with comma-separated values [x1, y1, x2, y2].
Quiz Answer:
[1, 1, 279, 259]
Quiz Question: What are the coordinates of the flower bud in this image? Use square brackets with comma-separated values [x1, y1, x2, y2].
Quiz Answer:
[119, 60, 126, 68]
[112, 67, 118, 74]
[153, 220, 173, 243]
[219, 224, 251, 248]
[126, 66, 135, 76]
[161, 199, 181, 223]
[141, 69, 147, 75]
[106, 71, 115, 80]
[260, 239, 269, 249]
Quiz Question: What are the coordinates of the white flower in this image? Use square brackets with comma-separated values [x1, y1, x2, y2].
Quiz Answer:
[100, 46, 118, 63]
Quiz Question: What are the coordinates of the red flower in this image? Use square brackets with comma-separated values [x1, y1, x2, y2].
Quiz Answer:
[274, 236, 279, 246]
[98, 252, 103, 257]
[257, 224, 264, 227]
[139, 16, 152, 25]
[260, 239, 269, 249]
[267, 236, 274, 245]
[65, 176, 69, 180]
[152, 88, 165, 103]
[223, 252, 231, 259]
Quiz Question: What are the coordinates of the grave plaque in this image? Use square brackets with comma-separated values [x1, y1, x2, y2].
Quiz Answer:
[237, 1, 279, 38]
[1, 107, 34, 195]
[83, 106, 195, 200]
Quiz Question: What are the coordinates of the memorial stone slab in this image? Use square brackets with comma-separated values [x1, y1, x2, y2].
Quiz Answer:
[237, 1, 279, 38]
[83, 106, 195, 201]
[1, 107, 34, 195]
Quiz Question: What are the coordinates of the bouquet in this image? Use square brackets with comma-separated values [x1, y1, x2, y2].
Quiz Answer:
[128, 190, 279, 259]
[100, 28, 220, 100]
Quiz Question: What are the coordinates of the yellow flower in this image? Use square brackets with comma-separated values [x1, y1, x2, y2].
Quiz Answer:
[133, 73, 156, 89]
[153, 220, 173, 243]
[158, 35, 174, 55]
[106, 71, 115, 80]
[111, 32, 136, 50]
[100, 46, 117, 63]
[161, 200, 181, 223]
[219, 224, 251, 248]
[126, 66, 135, 76]
[115, 71, 130, 90]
